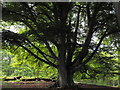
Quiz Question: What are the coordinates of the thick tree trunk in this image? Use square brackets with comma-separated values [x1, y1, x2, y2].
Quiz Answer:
[58, 53, 75, 87]
[58, 65, 75, 88]
[57, 35, 75, 88]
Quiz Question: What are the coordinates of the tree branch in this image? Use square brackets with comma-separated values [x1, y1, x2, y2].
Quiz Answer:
[2, 30, 57, 68]
[86, 3, 91, 26]
[73, 28, 108, 71]
[72, 3, 100, 67]
[93, 70, 120, 75]
[20, 2, 36, 22]
[18, 44, 57, 68]
[3, 8, 35, 22]
[74, 6, 81, 46]
[44, 40, 58, 61]
[65, 6, 81, 67]
[40, 3, 53, 12]
[26, 39, 57, 60]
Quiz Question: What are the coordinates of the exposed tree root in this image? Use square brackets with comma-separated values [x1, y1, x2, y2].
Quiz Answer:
[49, 81, 80, 90]
[49, 81, 60, 88]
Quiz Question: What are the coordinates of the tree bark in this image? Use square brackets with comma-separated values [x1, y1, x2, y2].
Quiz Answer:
[58, 45, 75, 88]
[58, 65, 75, 88]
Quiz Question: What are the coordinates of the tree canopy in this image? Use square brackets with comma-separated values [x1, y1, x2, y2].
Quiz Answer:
[2, 2, 120, 87]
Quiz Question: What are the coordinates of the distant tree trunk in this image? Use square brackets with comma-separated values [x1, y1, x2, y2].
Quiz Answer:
[112, 80, 115, 86]
[113, 2, 120, 26]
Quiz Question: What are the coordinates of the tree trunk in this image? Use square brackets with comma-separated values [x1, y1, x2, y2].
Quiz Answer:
[57, 38, 75, 88]
[58, 65, 75, 88]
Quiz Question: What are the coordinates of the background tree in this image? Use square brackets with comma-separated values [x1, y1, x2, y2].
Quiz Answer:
[2, 50, 14, 76]
[2, 2, 120, 87]
[113, 2, 120, 26]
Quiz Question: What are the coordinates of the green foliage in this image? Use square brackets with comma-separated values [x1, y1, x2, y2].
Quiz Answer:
[2, 46, 57, 79]
[1, 2, 120, 87]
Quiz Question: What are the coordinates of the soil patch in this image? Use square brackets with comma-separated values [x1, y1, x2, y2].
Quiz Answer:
[2, 81, 120, 90]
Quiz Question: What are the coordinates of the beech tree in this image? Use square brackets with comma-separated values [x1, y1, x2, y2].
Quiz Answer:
[2, 2, 120, 87]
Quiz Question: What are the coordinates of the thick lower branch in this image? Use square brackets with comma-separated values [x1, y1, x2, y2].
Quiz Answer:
[26, 39, 56, 59]
[73, 29, 108, 71]
[18, 43, 57, 68]
[44, 41, 58, 60]
[3, 8, 34, 22]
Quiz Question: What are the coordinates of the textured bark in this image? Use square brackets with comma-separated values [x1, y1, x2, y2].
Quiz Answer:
[58, 43, 75, 87]
[58, 66, 74, 87]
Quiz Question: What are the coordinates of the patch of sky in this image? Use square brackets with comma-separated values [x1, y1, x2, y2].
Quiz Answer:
[1, 21, 26, 33]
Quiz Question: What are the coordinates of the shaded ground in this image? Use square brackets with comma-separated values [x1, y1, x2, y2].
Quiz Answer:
[2, 81, 54, 88]
[2, 81, 120, 90]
